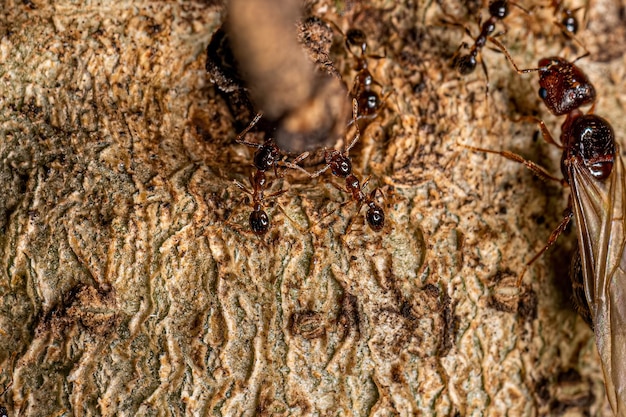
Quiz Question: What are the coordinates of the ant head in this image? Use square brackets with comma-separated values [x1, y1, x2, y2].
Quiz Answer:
[329, 153, 352, 178]
[346, 28, 367, 57]
[253, 142, 279, 172]
[488, 0, 509, 19]
[366, 202, 385, 231]
[567, 114, 615, 180]
[537, 57, 595, 115]
[250, 206, 270, 235]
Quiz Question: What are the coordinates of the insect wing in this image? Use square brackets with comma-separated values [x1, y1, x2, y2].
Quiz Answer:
[568, 147, 626, 416]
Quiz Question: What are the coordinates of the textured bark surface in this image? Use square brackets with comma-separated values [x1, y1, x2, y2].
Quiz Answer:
[1, 0, 625, 415]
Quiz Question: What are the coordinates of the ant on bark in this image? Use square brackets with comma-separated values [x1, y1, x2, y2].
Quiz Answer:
[444, 0, 528, 92]
[469, 42, 626, 415]
[464, 43, 598, 284]
[296, 99, 385, 233]
[551, 0, 583, 35]
[330, 23, 390, 126]
[344, 28, 387, 122]
[232, 113, 308, 235]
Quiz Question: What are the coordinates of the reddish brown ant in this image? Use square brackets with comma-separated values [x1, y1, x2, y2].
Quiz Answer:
[296, 99, 385, 233]
[329, 24, 391, 126]
[233, 170, 286, 235]
[344, 28, 385, 121]
[464, 47, 626, 413]
[232, 113, 308, 235]
[465, 46, 597, 280]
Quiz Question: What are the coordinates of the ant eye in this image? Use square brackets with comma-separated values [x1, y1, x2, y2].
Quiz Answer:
[538, 87, 548, 99]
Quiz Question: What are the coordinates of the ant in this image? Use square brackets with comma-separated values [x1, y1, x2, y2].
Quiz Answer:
[469, 44, 626, 415]
[446, 0, 528, 91]
[232, 113, 307, 235]
[551, 0, 583, 35]
[330, 24, 390, 125]
[297, 99, 385, 233]
[233, 170, 285, 235]
[344, 28, 385, 121]
[464, 45, 599, 284]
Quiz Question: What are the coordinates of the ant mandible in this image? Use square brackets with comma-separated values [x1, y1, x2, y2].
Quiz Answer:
[297, 99, 385, 232]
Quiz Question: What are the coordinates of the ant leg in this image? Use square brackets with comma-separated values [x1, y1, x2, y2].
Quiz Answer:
[461, 143, 566, 184]
[295, 162, 331, 179]
[342, 201, 366, 237]
[233, 179, 254, 196]
[311, 198, 354, 231]
[517, 210, 574, 286]
[345, 100, 362, 154]
[282, 151, 310, 172]
[479, 54, 490, 96]
[236, 112, 264, 144]
[275, 203, 308, 233]
[487, 36, 541, 74]
[510, 115, 564, 148]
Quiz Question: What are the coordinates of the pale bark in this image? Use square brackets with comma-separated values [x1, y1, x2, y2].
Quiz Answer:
[1, 0, 624, 415]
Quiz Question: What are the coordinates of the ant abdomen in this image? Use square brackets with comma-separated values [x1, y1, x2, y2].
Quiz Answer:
[454, 55, 477, 75]
[366, 202, 385, 231]
[250, 205, 270, 235]
[488, 0, 509, 20]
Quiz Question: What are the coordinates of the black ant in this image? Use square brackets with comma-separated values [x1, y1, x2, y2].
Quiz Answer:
[344, 28, 385, 120]
[446, 0, 528, 92]
[297, 99, 385, 232]
[233, 170, 285, 235]
[330, 24, 390, 125]
[551, 0, 583, 35]
[232, 113, 307, 235]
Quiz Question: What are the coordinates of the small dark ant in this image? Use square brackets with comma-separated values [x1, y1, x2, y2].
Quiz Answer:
[446, 0, 528, 92]
[330, 24, 391, 125]
[297, 100, 385, 232]
[452, 0, 509, 76]
[344, 28, 384, 119]
[551, 0, 583, 35]
[233, 170, 285, 236]
[233, 113, 307, 235]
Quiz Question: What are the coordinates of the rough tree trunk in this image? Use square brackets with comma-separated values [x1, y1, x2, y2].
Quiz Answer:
[1, 0, 625, 415]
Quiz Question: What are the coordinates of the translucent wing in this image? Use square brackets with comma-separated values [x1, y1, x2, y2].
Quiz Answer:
[569, 146, 626, 416]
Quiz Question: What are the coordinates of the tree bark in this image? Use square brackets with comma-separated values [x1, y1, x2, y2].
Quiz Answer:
[1, 0, 624, 415]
